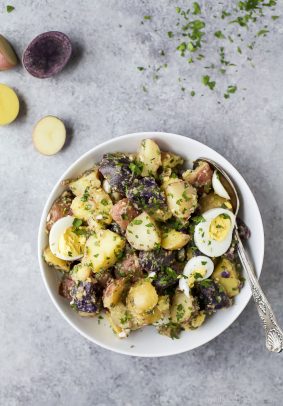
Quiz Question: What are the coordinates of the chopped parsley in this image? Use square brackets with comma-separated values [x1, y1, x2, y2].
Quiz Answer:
[202, 75, 216, 90]
[81, 187, 90, 202]
[6, 5, 15, 12]
[137, 0, 278, 99]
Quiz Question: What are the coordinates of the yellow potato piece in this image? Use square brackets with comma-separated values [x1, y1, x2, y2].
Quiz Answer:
[32, 116, 66, 155]
[0, 83, 19, 126]
[161, 229, 190, 250]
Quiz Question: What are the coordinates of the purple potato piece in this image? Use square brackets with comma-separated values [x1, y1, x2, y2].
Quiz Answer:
[224, 239, 238, 262]
[237, 218, 251, 240]
[153, 262, 184, 293]
[139, 249, 176, 273]
[192, 279, 232, 311]
[23, 31, 72, 78]
[99, 153, 134, 195]
[126, 177, 167, 212]
[70, 280, 102, 315]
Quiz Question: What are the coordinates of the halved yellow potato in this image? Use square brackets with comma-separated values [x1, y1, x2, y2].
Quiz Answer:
[32, 116, 66, 155]
[0, 83, 19, 126]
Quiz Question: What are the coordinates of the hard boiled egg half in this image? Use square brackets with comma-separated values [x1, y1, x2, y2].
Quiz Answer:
[49, 215, 86, 261]
[212, 170, 230, 200]
[194, 208, 236, 257]
[179, 256, 214, 297]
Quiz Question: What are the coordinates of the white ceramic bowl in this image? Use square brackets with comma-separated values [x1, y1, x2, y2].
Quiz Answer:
[38, 132, 264, 357]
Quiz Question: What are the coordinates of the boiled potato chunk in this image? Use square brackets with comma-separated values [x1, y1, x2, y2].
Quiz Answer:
[71, 263, 92, 282]
[68, 168, 101, 196]
[127, 280, 158, 315]
[83, 230, 125, 273]
[183, 311, 206, 330]
[32, 116, 66, 155]
[103, 279, 128, 308]
[171, 291, 196, 323]
[165, 180, 197, 220]
[0, 83, 19, 126]
[71, 188, 113, 224]
[130, 295, 170, 327]
[161, 229, 190, 250]
[43, 246, 70, 272]
[161, 151, 184, 169]
[126, 212, 161, 251]
[212, 258, 240, 297]
[150, 207, 172, 222]
[199, 192, 232, 214]
[106, 302, 132, 337]
[138, 139, 161, 177]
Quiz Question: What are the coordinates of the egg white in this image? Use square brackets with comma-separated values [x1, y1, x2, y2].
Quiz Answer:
[212, 170, 230, 200]
[179, 256, 214, 297]
[49, 215, 84, 261]
[194, 208, 236, 257]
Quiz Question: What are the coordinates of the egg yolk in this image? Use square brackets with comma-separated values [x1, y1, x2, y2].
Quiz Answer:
[188, 269, 206, 288]
[209, 214, 231, 241]
[58, 227, 86, 257]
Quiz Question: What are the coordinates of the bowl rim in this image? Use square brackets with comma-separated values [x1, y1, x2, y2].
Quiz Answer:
[38, 131, 265, 357]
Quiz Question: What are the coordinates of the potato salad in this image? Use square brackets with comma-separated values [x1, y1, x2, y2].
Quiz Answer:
[43, 139, 250, 339]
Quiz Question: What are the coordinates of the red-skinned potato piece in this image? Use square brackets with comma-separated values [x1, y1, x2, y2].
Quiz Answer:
[59, 276, 75, 300]
[182, 161, 213, 188]
[0, 35, 17, 71]
[110, 198, 139, 230]
[46, 190, 73, 232]
[115, 253, 144, 280]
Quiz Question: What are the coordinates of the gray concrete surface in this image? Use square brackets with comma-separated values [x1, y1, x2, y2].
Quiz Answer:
[1, 1, 283, 405]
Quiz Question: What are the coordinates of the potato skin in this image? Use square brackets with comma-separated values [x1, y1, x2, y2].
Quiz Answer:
[114, 253, 144, 280]
[182, 161, 213, 189]
[59, 276, 75, 300]
[46, 190, 73, 232]
[0, 34, 18, 71]
[103, 278, 129, 308]
[110, 198, 139, 230]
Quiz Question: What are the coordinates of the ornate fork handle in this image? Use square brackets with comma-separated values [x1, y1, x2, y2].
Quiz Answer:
[235, 229, 283, 353]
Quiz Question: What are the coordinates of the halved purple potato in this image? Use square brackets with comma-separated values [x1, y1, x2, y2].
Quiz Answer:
[23, 31, 72, 78]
